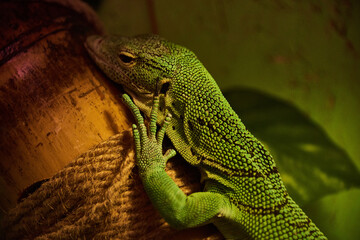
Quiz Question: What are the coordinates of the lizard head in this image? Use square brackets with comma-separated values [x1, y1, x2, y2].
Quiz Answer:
[86, 34, 230, 167]
[85, 34, 197, 117]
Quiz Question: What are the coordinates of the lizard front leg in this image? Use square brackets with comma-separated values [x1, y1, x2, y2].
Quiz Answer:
[122, 94, 234, 230]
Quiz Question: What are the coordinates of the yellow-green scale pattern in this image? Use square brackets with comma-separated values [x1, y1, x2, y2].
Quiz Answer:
[168, 44, 326, 239]
[85, 34, 327, 239]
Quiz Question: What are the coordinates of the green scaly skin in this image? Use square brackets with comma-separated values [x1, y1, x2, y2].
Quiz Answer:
[85, 34, 327, 240]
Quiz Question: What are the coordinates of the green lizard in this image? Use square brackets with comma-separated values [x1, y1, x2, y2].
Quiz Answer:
[85, 34, 327, 239]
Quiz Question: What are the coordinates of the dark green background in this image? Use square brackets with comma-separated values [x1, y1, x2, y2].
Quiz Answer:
[87, 1, 360, 239]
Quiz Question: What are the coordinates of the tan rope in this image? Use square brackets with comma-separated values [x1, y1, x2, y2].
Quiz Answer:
[3, 130, 222, 239]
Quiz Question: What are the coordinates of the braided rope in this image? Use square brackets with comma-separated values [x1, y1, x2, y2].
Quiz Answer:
[3, 130, 204, 239]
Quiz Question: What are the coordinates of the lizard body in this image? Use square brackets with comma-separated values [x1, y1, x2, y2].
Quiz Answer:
[85, 34, 327, 239]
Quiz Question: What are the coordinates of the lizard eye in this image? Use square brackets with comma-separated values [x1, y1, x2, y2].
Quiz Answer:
[118, 52, 136, 66]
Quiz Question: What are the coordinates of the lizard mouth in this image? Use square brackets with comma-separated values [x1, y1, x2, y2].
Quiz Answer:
[84, 36, 154, 101]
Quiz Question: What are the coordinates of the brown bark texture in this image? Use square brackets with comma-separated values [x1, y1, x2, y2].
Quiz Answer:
[0, 1, 222, 239]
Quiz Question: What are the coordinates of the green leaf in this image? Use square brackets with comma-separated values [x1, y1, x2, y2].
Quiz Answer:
[303, 188, 360, 239]
[224, 88, 360, 205]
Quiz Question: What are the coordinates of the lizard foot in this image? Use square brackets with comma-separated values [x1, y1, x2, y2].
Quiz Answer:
[122, 94, 176, 175]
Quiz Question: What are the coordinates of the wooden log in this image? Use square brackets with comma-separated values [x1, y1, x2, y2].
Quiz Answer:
[0, 0, 130, 212]
[0, 1, 222, 239]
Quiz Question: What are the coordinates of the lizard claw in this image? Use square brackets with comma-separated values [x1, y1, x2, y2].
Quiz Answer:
[164, 149, 176, 162]
[124, 93, 176, 173]
[157, 113, 172, 144]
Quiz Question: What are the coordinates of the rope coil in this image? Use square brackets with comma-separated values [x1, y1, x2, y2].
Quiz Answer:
[4, 130, 179, 239]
